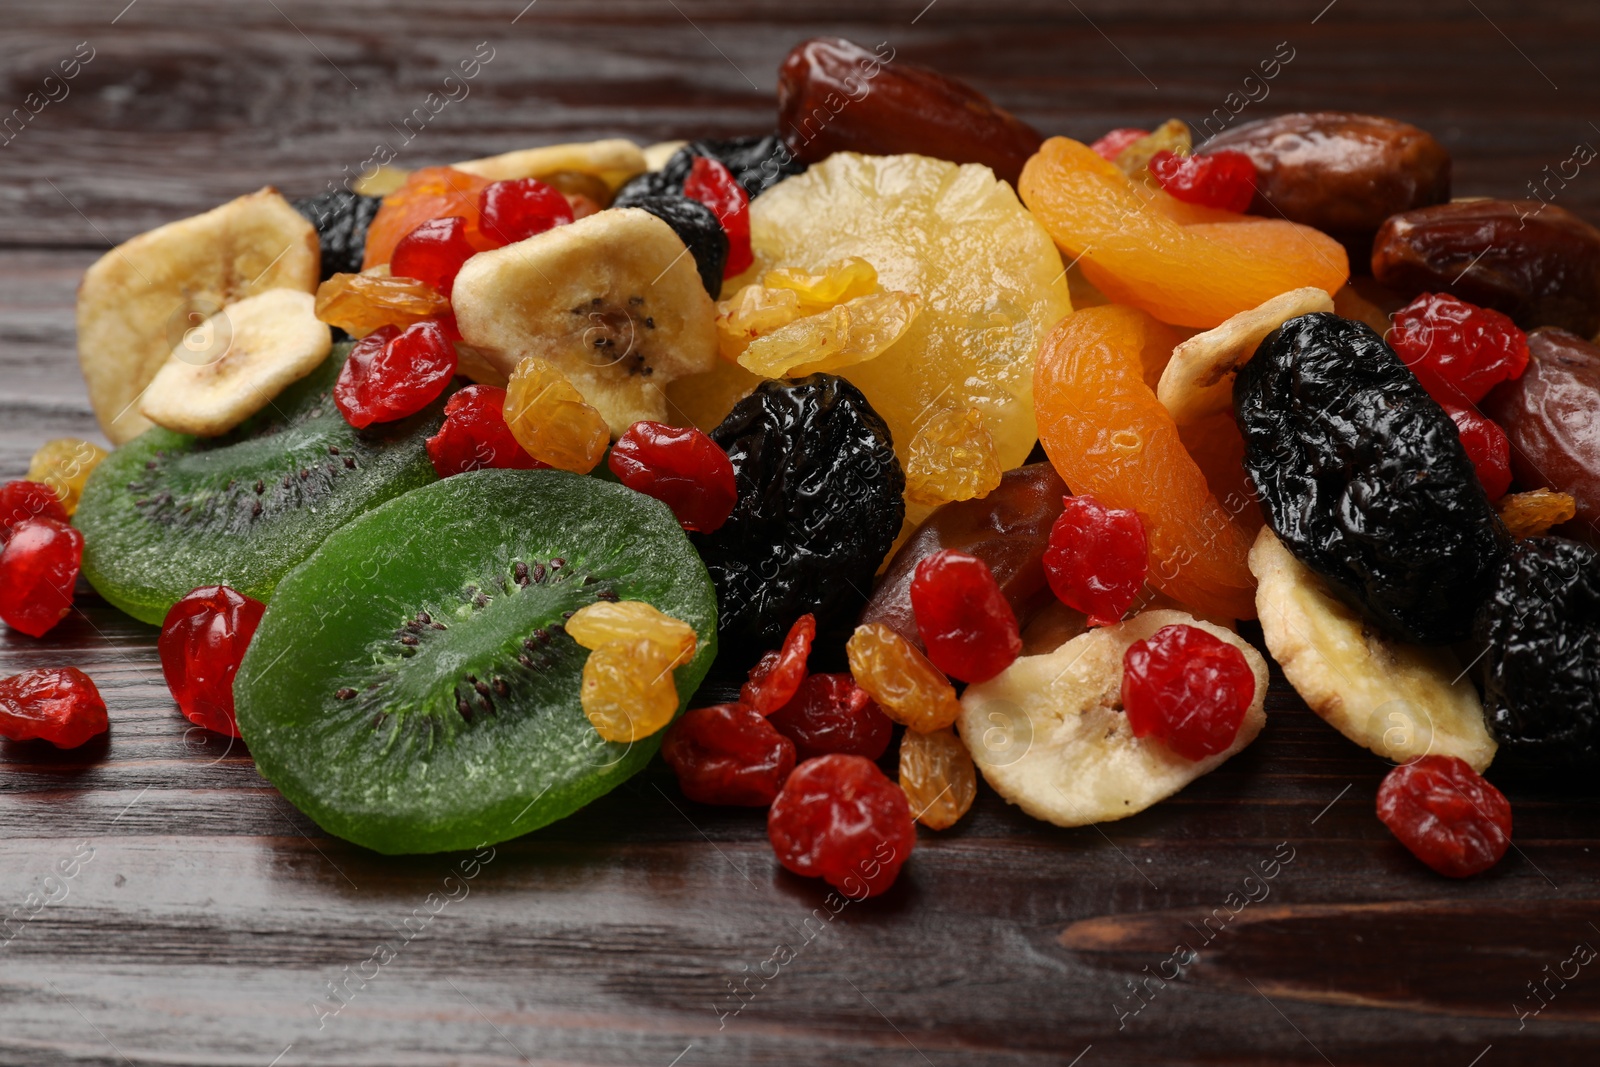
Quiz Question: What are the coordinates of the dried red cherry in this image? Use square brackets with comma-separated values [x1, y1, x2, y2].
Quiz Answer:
[0, 517, 82, 638]
[1443, 401, 1513, 501]
[334, 319, 458, 429]
[157, 585, 267, 737]
[1376, 755, 1511, 878]
[741, 613, 816, 715]
[661, 703, 797, 806]
[0, 480, 68, 546]
[389, 216, 476, 298]
[608, 420, 737, 534]
[768, 672, 893, 761]
[1090, 128, 1148, 160]
[682, 157, 752, 278]
[909, 549, 1021, 683]
[477, 178, 574, 246]
[1390, 292, 1530, 405]
[426, 384, 542, 478]
[1121, 623, 1254, 761]
[767, 754, 916, 898]
[1149, 150, 1257, 213]
[1042, 495, 1148, 628]
[0, 667, 107, 748]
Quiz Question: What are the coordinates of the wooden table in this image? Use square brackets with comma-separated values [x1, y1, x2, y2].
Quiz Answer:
[5, 3, 1600, 1063]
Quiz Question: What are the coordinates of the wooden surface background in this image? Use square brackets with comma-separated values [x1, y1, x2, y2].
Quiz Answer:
[5, 2, 1600, 1064]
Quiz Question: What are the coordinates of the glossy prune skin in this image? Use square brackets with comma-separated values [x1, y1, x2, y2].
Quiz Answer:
[625, 195, 727, 298]
[777, 37, 1043, 185]
[1483, 327, 1600, 539]
[693, 375, 904, 658]
[1371, 199, 1600, 336]
[1476, 536, 1600, 769]
[294, 190, 382, 280]
[1235, 312, 1510, 643]
[860, 462, 1067, 648]
[615, 134, 807, 205]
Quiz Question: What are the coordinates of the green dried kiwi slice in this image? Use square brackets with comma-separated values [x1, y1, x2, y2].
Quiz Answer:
[232, 469, 718, 854]
[74, 342, 445, 624]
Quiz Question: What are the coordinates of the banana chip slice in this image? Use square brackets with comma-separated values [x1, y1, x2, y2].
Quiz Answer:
[1157, 286, 1333, 425]
[958, 609, 1268, 827]
[1248, 527, 1495, 771]
[453, 138, 647, 192]
[77, 188, 319, 444]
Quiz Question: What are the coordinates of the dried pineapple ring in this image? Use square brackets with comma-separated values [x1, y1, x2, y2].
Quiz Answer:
[905, 406, 1002, 506]
[452, 138, 647, 192]
[1157, 287, 1334, 425]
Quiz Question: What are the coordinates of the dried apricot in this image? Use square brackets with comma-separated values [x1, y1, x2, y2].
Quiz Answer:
[362, 166, 495, 269]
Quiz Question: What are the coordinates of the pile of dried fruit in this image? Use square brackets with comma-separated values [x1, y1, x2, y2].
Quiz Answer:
[6, 37, 1597, 892]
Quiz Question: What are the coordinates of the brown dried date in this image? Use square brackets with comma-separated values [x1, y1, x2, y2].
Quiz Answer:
[777, 37, 1043, 185]
[1371, 199, 1600, 336]
[1483, 327, 1600, 540]
[1203, 112, 1450, 262]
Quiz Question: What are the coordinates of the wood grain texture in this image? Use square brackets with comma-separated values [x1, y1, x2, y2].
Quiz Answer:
[4, 2, 1600, 1064]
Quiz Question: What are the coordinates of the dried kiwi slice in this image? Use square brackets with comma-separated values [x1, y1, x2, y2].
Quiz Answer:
[75, 342, 444, 624]
[233, 469, 718, 854]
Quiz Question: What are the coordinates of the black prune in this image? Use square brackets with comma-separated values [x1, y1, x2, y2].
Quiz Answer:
[1234, 312, 1510, 643]
[293, 190, 382, 280]
[614, 134, 807, 208]
[1476, 536, 1600, 768]
[625, 195, 727, 298]
[693, 375, 905, 658]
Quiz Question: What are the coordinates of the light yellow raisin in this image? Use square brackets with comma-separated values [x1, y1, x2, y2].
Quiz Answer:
[314, 266, 451, 338]
[580, 638, 682, 742]
[1498, 488, 1577, 539]
[898, 726, 977, 830]
[716, 284, 804, 362]
[846, 622, 961, 734]
[904, 406, 1003, 507]
[566, 601, 696, 667]
[503, 356, 610, 473]
[763, 256, 878, 309]
[27, 438, 109, 516]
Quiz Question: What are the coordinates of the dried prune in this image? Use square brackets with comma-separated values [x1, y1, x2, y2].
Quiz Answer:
[624, 195, 727, 298]
[615, 134, 807, 205]
[294, 190, 382, 280]
[693, 375, 904, 658]
[1476, 536, 1600, 769]
[1234, 312, 1510, 643]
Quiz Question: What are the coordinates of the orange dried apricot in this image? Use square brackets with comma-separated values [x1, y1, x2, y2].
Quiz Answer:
[362, 166, 495, 270]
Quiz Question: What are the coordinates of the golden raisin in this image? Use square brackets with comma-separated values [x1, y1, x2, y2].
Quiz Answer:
[314, 267, 452, 338]
[27, 438, 108, 516]
[716, 284, 804, 362]
[738, 290, 921, 379]
[580, 637, 682, 743]
[846, 622, 962, 734]
[904, 406, 1003, 507]
[566, 601, 696, 666]
[1498, 488, 1577, 539]
[1112, 118, 1192, 177]
[503, 357, 610, 474]
[898, 726, 977, 830]
[764, 256, 878, 309]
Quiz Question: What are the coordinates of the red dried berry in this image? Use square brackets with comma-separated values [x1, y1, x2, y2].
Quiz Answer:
[1377, 755, 1511, 878]
[0, 480, 68, 546]
[768, 672, 893, 762]
[608, 420, 738, 533]
[741, 613, 816, 715]
[0, 517, 82, 638]
[334, 319, 458, 429]
[157, 585, 267, 737]
[1042, 495, 1148, 627]
[426, 384, 543, 478]
[908, 549, 1021, 683]
[682, 157, 753, 277]
[1149, 149, 1257, 213]
[1089, 127, 1148, 160]
[0, 667, 107, 748]
[661, 703, 797, 806]
[1390, 293, 1530, 405]
[768, 754, 916, 898]
[1443, 401, 1513, 500]
[1121, 623, 1255, 761]
[389, 216, 476, 298]
[477, 178, 574, 247]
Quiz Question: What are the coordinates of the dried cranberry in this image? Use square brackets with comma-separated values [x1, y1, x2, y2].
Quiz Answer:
[0, 480, 67, 546]
[608, 420, 738, 533]
[0, 667, 107, 748]
[157, 585, 267, 737]
[1090, 127, 1148, 160]
[909, 549, 1021, 683]
[477, 178, 574, 246]
[768, 754, 916, 898]
[741, 613, 816, 715]
[0, 517, 82, 638]
[334, 319, 457, 429]
[1390, 292, 1530, 405]
[1149, 149, 1257, 213]
[1376, 755, 1511, 878]
[389, 216, 476, 298]
[1042, 495, 1148, 627]
[661, 703, 796, 806]
[1443, 401, 1513, 500]
[1121, 624, 1254, 761]
[768, 672, 893, 762]
[682, 157, 752, 277]
[426, 384, 542, 478]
